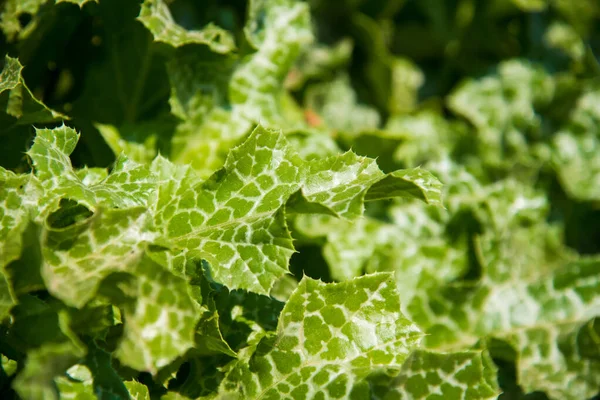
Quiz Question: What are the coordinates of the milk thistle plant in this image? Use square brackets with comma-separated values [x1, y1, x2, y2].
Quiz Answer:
[0, 0, 599, 399]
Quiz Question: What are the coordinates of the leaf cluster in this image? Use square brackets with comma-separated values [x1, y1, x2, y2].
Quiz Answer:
[0, 0, 599, 399]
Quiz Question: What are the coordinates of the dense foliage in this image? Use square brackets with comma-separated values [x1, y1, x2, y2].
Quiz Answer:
[1, 0, 600, 399]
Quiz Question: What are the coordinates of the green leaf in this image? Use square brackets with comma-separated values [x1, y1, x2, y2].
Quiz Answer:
[2, 355, 18, 377]
[166, 49, 235, 123]
[55, 365, 96, 400]
[75, 167, 108, 186]
[377, 209, 465, 295]
[55, 380, 96, 399]
[233, 1, 312, 123]
[244, 0, 309, 48]
[269, 275, 298, 302]
[196, 307, 237, 358]
[410, 235, 600, 399]
[55, 358, 126, 400]
[172, 1, 313, 176]
[331, 219, 401, 282]
[304, 74, 381, 134]
[285, 38, 353, 90]
[0, 168, 31, 271]
[70, 0, 170, 125]
[27, 125, 156, 220]
[577, 317, 600, 361]
[425, 158, 549, 231]
[0, 0, 46, 41]
[545, 22, 586, 64]
[7, 295, 69, 351]
[218, 273, 422, 398]
[83, 343, 130, 399]
[365, 168, 443, 207]
[0, 56, 65, 126]
[171, 355, 230, 398]
[285, 130, 341, 161]
[42, 207, 151, 308]
[125, 381, 151, 400]
[138, 0, 235, 53]
[289, 153, 444, 220]
[291, 151, 383, 219]
[447, 60, 554, 171]
[388, 111, 465, 167]
[193, 272, 237, 358]
[552, 88, 600, 201]
[154, 126, 302, 294]
[0, 273, 15, 322]
[495, 321, 600, 400]
[13, 341, 86, 400]
[67, 303, 118, 339]
[0, 188, 43, 319]
[158, 125, 444, 294]
[370, 350, 500, 400]
[4, 220, 44, 298]
[161, 392, 189, 400]
[94, 122, 158, 164]
[214, 287, 284, 353]
[115, 255, 201, 374]
[167, 48, 240, 177]
[296, 200, 463, 286]
[388, 57, 424, 116]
